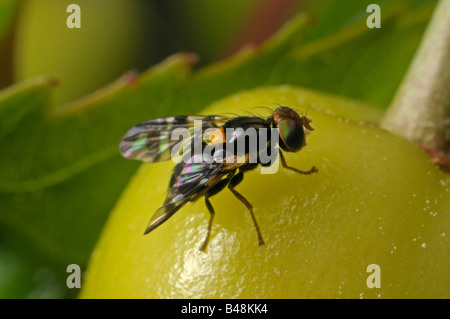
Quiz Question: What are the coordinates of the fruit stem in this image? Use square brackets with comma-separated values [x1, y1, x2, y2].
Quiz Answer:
[381, 0, 450, 156]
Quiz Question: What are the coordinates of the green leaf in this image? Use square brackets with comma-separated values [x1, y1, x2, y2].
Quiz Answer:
[0, 0, 17, 40]
[0, 56, 194, 265]
[0, 0, 18, 87]
[0, 0, 435, 271]
[0, 248, 34, 298]
[0, 246, 66, 298]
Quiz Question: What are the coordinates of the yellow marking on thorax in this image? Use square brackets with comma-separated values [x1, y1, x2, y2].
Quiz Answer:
[208, 127, 226, 145]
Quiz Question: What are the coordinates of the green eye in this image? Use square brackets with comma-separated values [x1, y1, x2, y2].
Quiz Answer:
[278, 119, 305, 152]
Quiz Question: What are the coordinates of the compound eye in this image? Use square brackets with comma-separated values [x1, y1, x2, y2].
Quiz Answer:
[278, 118, 305, 152]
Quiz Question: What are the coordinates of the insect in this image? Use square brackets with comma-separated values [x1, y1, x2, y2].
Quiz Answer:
[119, 106, 318, 251]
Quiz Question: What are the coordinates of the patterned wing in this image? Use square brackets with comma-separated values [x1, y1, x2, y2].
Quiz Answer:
[144, 154, 227, 234]
[119, 115, 229, 163]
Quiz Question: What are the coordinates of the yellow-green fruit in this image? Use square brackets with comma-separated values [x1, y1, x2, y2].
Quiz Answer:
[81, 86, 450, 298]
[14, 0, 154, 105]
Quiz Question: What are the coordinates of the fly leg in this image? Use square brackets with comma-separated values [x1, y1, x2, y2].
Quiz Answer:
[200, 173, 235, 251]
[228, 171, 265, 246]
[279, 149, 318, 175]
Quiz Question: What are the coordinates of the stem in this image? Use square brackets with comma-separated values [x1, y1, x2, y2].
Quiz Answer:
[381, 0, 450, 155]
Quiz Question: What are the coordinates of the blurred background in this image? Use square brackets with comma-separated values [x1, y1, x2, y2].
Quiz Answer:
[3, 0, 304, 105]
[0, 0, 437, 298]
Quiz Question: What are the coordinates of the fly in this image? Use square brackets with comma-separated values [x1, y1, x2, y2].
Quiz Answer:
[119, 106, 318, 251]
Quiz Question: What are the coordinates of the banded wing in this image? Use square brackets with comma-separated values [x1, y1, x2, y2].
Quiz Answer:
[119, 115, 229, 163]
[144, 154, 227, 234]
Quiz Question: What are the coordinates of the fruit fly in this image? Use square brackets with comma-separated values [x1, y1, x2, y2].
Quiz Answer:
[119, 106, 318, 251]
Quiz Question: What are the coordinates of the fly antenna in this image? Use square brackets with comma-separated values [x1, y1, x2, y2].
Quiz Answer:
[302, 103, 317, 131]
